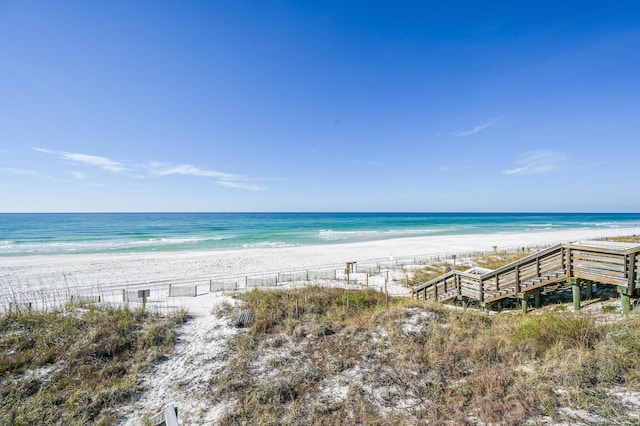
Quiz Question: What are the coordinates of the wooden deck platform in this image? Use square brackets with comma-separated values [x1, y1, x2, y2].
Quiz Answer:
[412, 240, 640, 314]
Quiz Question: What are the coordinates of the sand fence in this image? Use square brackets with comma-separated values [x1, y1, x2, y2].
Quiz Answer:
[0, 243, 550, 314]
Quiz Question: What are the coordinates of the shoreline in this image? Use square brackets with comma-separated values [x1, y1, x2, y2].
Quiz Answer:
[1, 227, 637, 287]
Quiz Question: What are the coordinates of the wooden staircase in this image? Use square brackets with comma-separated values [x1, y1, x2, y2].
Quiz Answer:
[412, 240, 640, 312]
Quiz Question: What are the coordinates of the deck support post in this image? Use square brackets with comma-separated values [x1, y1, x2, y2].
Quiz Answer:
[496, 300, 503, 312]
[619, 286, 631, 316]
[571, 277, 581, 311]
[482, 303, 490, 315]
[521, 295, 529, 314]
[458, 295, 468, 310]
[585, 280, 593, 300]
[534, 291, 541, 308]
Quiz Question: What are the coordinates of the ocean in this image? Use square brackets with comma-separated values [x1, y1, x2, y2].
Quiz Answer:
[1, 212, 639, 257]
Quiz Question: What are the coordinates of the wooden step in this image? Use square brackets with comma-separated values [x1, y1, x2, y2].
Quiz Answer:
[437, 290, 459, 302]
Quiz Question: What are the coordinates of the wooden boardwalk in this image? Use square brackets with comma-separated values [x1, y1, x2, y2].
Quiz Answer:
[412, 240, 640, 314]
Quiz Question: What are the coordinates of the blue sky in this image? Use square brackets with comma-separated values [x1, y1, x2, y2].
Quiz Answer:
[1, 1, 639, 212]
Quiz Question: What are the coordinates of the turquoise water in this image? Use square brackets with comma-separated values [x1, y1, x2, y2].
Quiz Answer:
[0, 212, 639, 257]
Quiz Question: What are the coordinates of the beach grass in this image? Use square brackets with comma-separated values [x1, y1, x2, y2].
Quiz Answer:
[601, 234, 640, 243]
[215, 286, 640, 425]
[0, 303, 187, 425]
[410, 249, 533, 285]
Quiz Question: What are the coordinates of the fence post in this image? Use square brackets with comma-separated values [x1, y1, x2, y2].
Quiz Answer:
[571, 277, 581, 311]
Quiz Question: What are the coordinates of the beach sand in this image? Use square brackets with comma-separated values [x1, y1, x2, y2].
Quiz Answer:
[2, 227, 638, 289]
[4, 226, 638, 425]
[1, 226, 637, 314]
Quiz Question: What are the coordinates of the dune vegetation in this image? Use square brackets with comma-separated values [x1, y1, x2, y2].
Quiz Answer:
[3, 245, 640, 425]
[0, 304, 187, 425]
[213, 286, 640, 424]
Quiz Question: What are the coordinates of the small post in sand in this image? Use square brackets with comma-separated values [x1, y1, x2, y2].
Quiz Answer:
[619, 286, 631, 316]
[571, 278, 581, 311]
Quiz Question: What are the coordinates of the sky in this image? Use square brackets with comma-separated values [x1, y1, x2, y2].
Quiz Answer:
[1, 1, 639, 212]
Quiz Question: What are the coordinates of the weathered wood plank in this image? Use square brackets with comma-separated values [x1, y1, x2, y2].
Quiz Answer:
[480, 244, 563, 278]
[572, 261, 626, 277]
[564, 240, 640, 255]
[460, 289, 481, 300]
[573, 252, 626, 265]
[572, 271, 628, 287]
[520, 275, 566, 294]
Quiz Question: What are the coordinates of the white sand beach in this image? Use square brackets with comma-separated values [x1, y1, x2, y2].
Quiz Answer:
[3, 226, 639, 425]
[1, 226, 638, 315]
[1, 227, 637, 288]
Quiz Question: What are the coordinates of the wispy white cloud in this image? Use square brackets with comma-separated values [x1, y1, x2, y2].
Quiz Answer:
[148, 162, 265, 190]
[216, 180, 266, 191]
[0, 167, 40, 176]
[503, 150, 567, 175]
[147, 162, 236, 179]
[451, 117, 501, 137]
[34, 148, 126, 173]
[34, 148, 270, 191]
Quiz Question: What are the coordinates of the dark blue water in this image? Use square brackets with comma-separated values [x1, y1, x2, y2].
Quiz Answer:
[0, 212, 638, 256]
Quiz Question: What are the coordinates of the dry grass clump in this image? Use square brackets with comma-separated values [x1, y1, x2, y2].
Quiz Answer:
[410, 251, 532, 286]
[410, 262, 455, 285]
[472, 250, 532, 270]
[601, 234, 640, 243]
[215, 286, 640, 425]
[0, 303, 187, 425]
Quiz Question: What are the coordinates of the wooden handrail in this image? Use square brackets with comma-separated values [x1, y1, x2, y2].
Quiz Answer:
[411, 246, 563, 294]
[479, 244, 563, 279]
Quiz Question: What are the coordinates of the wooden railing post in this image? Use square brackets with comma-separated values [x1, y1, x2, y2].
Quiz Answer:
[565, 248, 572, 282]
[628, 254, 637, 295]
